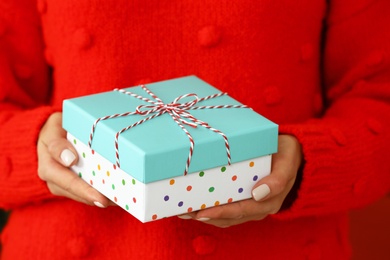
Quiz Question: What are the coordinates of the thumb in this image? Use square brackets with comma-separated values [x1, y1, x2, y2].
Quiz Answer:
[251, 170, 291, 202]
[251, 135, 302, 202]
[39, 112, 79, 167]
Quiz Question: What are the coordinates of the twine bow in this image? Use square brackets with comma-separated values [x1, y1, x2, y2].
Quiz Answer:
[88, 84, 250, 175]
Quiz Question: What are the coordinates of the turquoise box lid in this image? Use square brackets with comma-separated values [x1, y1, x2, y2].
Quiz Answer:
[63, 76, 278, 183]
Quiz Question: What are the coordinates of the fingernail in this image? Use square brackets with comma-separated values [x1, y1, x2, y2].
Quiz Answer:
[94, 201, 106, 208]
[60, 149, 76, 167]
[177, 214, 192, 220]
[197, 217, 210, 222]
[252, 184, 271, 201]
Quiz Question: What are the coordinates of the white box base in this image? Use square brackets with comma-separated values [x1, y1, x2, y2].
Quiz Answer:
[68, 133, 271, 222]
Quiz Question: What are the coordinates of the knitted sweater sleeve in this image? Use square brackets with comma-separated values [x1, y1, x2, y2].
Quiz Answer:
[276, 0, 390, 219]
[0, 0, 56, 209]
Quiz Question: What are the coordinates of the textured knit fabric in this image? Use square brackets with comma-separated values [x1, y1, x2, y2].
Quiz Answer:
[0, 0, 389, 259]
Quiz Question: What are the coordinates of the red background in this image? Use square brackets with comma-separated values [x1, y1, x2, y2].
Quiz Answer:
[350, 194, 390, 259]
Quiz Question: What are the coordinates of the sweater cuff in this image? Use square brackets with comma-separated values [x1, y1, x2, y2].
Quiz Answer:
[271, 120, 390, 220]
[273, 122, 349, 219]
[0, 106, 57, 209]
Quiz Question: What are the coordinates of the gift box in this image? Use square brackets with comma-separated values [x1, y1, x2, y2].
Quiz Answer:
[63, 76, 278, 222]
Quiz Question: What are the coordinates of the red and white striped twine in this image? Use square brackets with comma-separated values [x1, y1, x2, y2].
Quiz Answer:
[88, 85, 251, 175]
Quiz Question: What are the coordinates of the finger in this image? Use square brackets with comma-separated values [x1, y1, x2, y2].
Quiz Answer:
[251, 171, 294, 202]
[46, 181, 95, 206]
[39, 112, 79, 167]
[47, 181, 114, 208]
[186, 200, 276, 228]
[250, 166, 295, 202]
[197, 214, 266, 228]
[38, 141, 111, 207]
[186, 197, 279, 221]
[49, 167, 112, 208]
[252, 135, 301, 201]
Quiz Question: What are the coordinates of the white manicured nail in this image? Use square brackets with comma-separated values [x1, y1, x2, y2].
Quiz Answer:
[177, 214, 192, 219]
[197, 217, 210, 222]
[94, 201, 106, 208]
[252, 184, 271, 201]
[60, 149, 76, 167]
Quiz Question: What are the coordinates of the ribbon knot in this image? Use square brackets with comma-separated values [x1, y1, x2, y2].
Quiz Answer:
[88, 84, 250, 176]
[135, 93, 201, 128]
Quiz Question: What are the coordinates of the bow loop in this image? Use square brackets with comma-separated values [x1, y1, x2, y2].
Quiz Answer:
[172, 93, 199, 109]
[134, 92, 199, 118]
[136, 103, 163, 115]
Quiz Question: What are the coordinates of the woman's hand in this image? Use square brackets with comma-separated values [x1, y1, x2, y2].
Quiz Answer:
[178, 134, 302, 228]
[37, 112, 112, 208]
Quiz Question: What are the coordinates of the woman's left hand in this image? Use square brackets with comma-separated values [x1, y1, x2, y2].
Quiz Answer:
[178, 134, 303, 228]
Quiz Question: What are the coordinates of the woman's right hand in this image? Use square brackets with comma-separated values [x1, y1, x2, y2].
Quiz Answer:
[37, 112, 112, 208]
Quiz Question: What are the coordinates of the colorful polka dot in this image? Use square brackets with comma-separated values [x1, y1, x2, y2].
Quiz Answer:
[201, 204, 206, 209]
[92, 170, 95, 176]
[253, 175, 259, 181]
[97, 164, 101, 170]
[220, 166, 226, 172]
[122, 179, 126, 185]
[199, 171, 205, 177]
[82, 152, 86, 158]
[186, 185, 192, 191]
[114, 197, 117, 202]
[125, 204, 129, 210]
[232, 175, 237, 181]
[249, 161, 255, 167]
[73, 139, 77, 144]
[214, 201, 220, 206]
[152, 214, 158, 220]
[78, 172, 82, 178]
[91, 149, 95, 155]
[133, 197, 136, 203]
[164, 195, 169, 201]
[90, 180, 93, 185]
[169, 179, 175, 185]
[187, 207, 193, 213]
[178, 201, 184, 207]
[102, 179, 105, 184]
[238, 188, 244, 193]
[113, 164, 116, 170]
[112, 184, 115, 190]
[227, 198, 233, 203]
[106, 171, 110, 177]
[132, 179, 136, 185]
[208, 187, 215, 192]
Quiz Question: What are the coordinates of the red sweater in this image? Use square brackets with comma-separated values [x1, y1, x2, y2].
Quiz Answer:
[1, 0, 389, 259]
